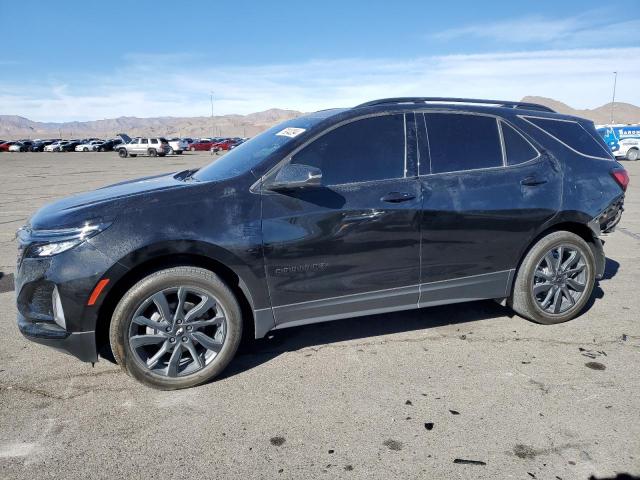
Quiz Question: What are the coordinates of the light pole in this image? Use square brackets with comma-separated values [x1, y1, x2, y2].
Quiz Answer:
[610, 71, 617, 124]
[210, 92, 214, 139]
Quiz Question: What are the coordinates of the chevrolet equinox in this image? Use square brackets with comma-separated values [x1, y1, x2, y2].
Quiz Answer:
[16, 97, 628, 389]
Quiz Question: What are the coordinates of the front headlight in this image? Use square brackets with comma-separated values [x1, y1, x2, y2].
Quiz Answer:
[29, 239, 85, 256]
[18, 221, 112, 258]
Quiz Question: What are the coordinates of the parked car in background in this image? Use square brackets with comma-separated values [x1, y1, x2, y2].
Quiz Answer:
[0, 141, 18, 151]
[9, 141, 33, 152]
[30, 140, 55, 152]
[59, 141, 81, 152]
[44, 141, 64, 152]
[188, 139, 220, 151]
[96, 139, 124, 152]
[75, 141, 104, 152]
[597, 124, 640, 161]
[117, 137, 169, 157]
[166, 138, 188, 155]
[229, 138, 247, 149]
[211, 138, 242, 152]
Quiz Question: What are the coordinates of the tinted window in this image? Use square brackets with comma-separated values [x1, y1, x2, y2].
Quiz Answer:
[141, 139, 148, 144]
[150, 138, 158, 144]
[524, 117, 611, 159]
[291, 114, 405, 185]
[424, 113, 503, 174]
[501, 122, 538, 165]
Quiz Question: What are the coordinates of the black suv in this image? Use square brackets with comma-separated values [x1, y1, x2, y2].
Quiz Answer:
[15, 98, 627, 389]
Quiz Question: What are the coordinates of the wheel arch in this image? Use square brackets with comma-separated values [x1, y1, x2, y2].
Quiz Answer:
[509, 219, 605, 298]
[94, 242, 258, 360]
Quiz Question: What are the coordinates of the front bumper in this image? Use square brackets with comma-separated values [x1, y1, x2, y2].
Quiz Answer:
[15, 239, 123, 363]
[17, 312, 97, 362]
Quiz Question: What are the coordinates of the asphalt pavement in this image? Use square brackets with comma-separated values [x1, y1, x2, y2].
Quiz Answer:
[0, 152, 638, 479]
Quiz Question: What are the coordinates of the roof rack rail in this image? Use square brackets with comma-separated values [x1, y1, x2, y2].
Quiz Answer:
[354, 97, 556, 113]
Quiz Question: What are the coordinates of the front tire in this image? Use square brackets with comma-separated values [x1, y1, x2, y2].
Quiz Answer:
[110, 267, 242, 390]
[509, 231, 595, 324]
[626, 149, 639, 161]
[83, 147, 89, 152]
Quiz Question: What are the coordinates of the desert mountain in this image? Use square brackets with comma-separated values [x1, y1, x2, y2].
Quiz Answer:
[1, 98, 639, 140]
[521, 96, 640, 125]
[0, 109, 303, 139]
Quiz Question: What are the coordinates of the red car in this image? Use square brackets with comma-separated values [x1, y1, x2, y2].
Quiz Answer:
[0, 141, 18, 152]
[188, 139, 217, 151]
[211, 138, 242, 152]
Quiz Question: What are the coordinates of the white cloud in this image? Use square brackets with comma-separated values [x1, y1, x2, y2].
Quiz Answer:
[0, 47, 638, 122]
[430, 11, 640, 48]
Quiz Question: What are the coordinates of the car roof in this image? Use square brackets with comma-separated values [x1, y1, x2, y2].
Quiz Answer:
[308, 98, 588, 124]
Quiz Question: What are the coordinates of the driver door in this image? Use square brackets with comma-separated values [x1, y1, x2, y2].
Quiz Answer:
[261, 113, 422, 328]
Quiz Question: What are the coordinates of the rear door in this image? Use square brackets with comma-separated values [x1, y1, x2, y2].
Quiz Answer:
[417, 111, 561, 304]
[261, 113, 422, 327]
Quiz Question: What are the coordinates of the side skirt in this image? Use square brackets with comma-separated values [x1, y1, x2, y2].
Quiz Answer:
[253, 270, 514, 337]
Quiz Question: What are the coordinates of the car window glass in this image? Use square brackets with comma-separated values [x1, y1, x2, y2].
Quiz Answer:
[523, 117, 611, 159]
[501, 122, 538, 165]
[291, 114, 406, 185]
[424, 113, 503, 174]
[151, 138, 158, 144]
[141, 139, 148, 144]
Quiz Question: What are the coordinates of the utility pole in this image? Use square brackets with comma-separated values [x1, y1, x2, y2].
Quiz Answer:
[610, 71, 617, 124]
[210, 92, 214, 139]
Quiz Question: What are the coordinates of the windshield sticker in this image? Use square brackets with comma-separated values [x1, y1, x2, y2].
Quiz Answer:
[276, 127, 306, 138]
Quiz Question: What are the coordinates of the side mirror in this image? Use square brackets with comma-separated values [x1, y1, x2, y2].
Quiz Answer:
[266, 164, 322, 191]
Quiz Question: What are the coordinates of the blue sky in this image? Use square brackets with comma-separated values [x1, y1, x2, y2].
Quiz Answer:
[1, 0, 639, 121]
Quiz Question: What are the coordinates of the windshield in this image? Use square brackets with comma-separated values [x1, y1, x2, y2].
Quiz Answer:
[193, 112, 339, 182]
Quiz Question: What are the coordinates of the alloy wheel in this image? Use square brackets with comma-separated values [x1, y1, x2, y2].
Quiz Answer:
[531, 244, 588, 315]
[128, 286, 227, 377]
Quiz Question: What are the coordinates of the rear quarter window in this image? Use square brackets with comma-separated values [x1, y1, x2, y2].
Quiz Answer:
[500, 121, 539, 165]
[523, 116, 612, 159]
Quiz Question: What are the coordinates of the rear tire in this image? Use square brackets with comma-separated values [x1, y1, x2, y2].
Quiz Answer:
[509, 231, 595, 324]
[118, 148, 128, 158]
[109, 267, 243, 390]
[626, 149, 639, 161]
[148, 149, 157, 157]
[83, 147, 89, 152]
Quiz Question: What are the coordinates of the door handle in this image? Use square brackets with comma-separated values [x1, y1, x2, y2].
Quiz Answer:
[380, 192, 416, 203]
[520, 176, 548, 187]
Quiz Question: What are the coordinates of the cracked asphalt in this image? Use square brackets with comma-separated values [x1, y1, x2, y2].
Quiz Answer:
[0, 152, 639, 480]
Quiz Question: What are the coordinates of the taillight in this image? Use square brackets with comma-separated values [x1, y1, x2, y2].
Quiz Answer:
[610, 168, 629, 191]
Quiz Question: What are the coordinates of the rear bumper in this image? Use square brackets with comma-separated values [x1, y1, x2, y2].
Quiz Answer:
[18, 313, 97, 362]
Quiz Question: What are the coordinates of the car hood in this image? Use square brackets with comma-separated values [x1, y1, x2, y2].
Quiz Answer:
[29, 172, 188, 230]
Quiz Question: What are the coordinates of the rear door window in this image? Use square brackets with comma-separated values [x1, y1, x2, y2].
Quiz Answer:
[522, 117, 611, 159]
[500, 121, 539, 165]
[150, 138, 158, 144]
[291, 114, 406, 185]
[423, 113, 503, 174]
